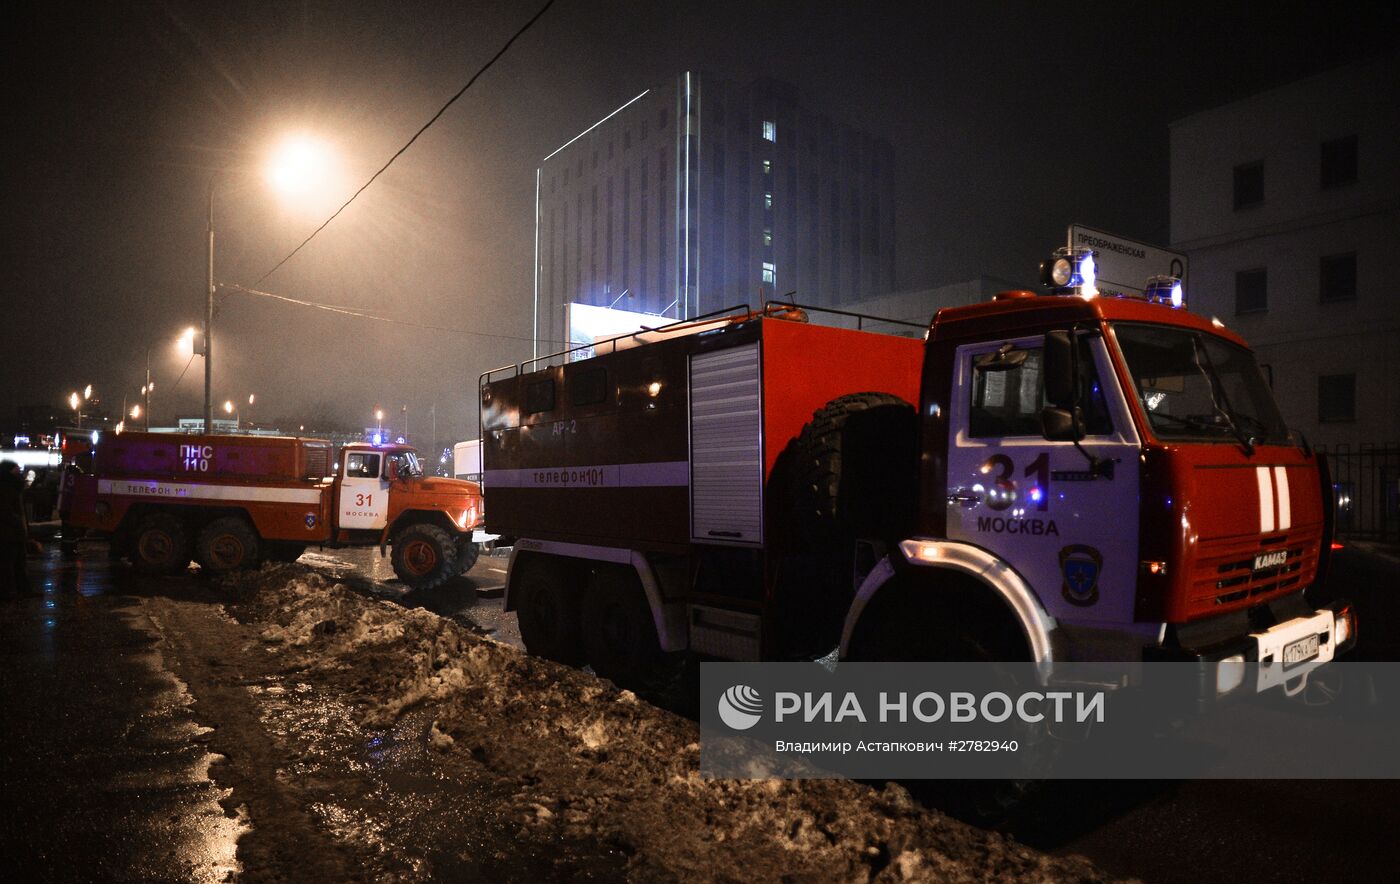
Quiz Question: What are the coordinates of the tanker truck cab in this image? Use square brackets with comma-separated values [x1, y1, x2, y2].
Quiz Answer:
[333, 442, 485, 587]
[844, 252, 1356, 696]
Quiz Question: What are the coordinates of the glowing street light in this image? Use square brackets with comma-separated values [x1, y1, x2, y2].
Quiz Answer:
[130, 404, 142, 420]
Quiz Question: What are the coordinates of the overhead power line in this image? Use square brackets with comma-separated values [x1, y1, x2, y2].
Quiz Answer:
[254, 0, 560, 287]
[223, 283, 566, 346]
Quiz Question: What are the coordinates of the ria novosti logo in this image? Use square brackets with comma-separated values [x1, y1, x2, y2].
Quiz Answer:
[718, 685, 764, 730]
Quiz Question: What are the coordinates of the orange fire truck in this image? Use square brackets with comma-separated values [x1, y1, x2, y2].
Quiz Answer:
[481, 249, 1354, 694]
[61, 432, 483, 589]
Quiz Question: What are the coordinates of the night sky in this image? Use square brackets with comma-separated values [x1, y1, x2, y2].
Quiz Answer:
[3, 0, 1396, 445]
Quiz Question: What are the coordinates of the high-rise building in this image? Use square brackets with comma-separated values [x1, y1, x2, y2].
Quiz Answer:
[532, 73, 895, 358]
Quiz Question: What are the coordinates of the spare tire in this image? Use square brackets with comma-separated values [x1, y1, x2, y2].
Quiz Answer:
[773, 392, 918, 657]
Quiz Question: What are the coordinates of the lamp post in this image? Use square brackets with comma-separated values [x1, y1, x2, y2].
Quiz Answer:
[204, 179, 215, 433]
[203, 134, 336, 434]
[69, 391, 82, 429]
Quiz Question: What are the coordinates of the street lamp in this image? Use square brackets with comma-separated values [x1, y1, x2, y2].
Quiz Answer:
[204, 136, 336, 432]
[69, 391, 82, 429]
[141, 327, 195, 431]
[375, 408, 384, 432]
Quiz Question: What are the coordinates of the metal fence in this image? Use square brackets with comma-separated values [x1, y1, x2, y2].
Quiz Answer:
[1320, 444, 1400, 543]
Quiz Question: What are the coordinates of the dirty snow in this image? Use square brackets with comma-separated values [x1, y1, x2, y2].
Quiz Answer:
[221, 563, 1111, 882]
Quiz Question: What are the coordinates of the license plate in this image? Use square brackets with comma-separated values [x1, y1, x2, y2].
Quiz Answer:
[1283, 634, 1319, 667]
[1253, 549, 1288, 571]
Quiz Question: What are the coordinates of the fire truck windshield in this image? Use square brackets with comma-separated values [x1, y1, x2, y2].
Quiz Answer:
[390, 451, 423, 478]
[1112, 322, 1290, 447]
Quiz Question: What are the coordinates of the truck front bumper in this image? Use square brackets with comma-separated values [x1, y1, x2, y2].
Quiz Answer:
[1145, 599, 1357, 698]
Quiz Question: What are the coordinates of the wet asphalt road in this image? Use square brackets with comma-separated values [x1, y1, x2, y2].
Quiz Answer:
[2, 539, 1399, 881]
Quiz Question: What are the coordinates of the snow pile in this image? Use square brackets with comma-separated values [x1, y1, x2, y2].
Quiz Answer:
[221, 564, 1110, 882]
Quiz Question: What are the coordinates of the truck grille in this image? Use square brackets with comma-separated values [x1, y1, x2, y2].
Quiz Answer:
[1189, 529, 1320, 615]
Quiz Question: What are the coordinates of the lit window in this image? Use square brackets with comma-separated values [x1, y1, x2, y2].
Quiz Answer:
[762, 262, 776, 285]
[762, 159, 771, 175]
[763, 228, 772, 246]
[762, 120, 776, 142]
[764, 192, 773, 211]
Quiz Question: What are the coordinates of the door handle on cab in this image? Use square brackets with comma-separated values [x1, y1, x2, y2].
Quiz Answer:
[947, 488, 982, 507]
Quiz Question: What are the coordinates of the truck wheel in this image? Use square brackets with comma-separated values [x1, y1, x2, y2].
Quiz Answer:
[455, 538, 481, 573]
[580, 566, 677, 692]
[132, 513, 191, 576]
[195, 517, 261, 573]
[391, 523, 460, 590]
[775, 392, 917, 657]
[265, 543, 307, 563]
[514, 555, 583, 666]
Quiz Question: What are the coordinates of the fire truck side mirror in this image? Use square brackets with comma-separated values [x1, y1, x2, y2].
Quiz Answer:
[1043, 330, 1078, 409]
[1041, 406, 1085, 442]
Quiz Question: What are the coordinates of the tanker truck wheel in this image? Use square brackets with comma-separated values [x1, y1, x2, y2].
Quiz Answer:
[391, 523, 460, 590]
[131, 513, 192, 576]
[514, 554, 583, 666]
[580, 565, 680, 693]
[195, 517, 261, 574]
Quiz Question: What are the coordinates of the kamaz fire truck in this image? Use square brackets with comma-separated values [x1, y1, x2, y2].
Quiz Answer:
[61, 432, 483, 589]
[479, 249, 1355, 694]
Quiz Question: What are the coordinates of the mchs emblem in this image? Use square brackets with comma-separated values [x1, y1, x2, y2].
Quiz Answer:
[1059, 544, 1103, 607]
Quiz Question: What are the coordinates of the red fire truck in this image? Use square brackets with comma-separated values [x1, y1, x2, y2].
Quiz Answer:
[61, 432, 483, 589]
[480, 251, 1355, 693]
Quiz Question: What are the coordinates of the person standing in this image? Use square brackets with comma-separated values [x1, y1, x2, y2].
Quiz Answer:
[1, 459, 38, 599]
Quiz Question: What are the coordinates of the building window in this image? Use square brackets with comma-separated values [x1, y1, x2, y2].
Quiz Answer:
[761, 120, 776, 142]
[763, 192, 773, 211]
[762, 262, 775, 286]
[1320, 135, 1357, 189]
[1233, 161, 1264, 210]
[762, 228, 772, 246]
[762, 159, 771, 175]
[1235, 268, 1267, 314]
[1318, 374, 1356, 423]
[1320, 252, 1357, 303]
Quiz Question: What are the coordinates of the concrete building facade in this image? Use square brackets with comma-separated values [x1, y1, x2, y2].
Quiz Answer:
[1169, 55, 1400, 451]
[533, 73, 895, 358]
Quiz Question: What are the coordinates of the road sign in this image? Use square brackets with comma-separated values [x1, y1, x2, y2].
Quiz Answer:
[1068, 224, 1188, 297]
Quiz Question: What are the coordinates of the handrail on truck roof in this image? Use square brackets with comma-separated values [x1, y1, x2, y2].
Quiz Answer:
[479, 299, 923, 388]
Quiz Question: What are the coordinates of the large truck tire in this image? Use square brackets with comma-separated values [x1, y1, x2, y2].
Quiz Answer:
[195, 516, 262, 573]
[131, 512, 192, 576]
[514, 554, 584, 665]
[390, 523, 460, 590]
[455, 537, 481, 574]
[773, 392, 918, 657]
[579, 565, 680, 693]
